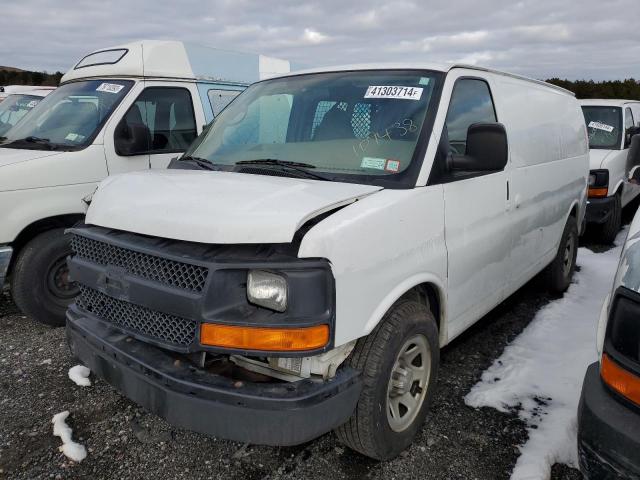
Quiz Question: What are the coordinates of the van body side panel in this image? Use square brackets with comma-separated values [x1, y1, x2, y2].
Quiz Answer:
[493, 76, 588, 293]
[298, 187, 447, 347]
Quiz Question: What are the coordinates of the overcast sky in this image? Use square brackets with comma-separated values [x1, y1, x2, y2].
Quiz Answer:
[3, 0, 639, 80]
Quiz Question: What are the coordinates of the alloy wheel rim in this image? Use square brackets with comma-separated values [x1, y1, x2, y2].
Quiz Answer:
[386, 334, 431, 432]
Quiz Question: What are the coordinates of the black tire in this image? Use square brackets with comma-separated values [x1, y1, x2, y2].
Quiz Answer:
[10, 228, 78, 327]
[544, 216, 578, 293]
[335, 300, 439, 460]
[597, 193, 622, 245]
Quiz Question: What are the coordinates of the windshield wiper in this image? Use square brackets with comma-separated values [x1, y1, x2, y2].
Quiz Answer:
[179, 155, 218, 171]
[5, 136, 62, 151]
[235, 158, 329, 181]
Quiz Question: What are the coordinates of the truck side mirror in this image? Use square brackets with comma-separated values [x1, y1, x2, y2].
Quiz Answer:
[625, 126, 640, 148]
[628, 136, 640, 184]
[114, 121, 151, 156]
[449, 122, 508, 172]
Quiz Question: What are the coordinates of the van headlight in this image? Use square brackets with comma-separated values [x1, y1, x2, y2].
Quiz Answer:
[247, 270, 288, 312]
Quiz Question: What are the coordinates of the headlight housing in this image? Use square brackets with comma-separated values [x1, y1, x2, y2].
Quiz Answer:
[588, 169, 609, 198]
[247, 270, 288, 312]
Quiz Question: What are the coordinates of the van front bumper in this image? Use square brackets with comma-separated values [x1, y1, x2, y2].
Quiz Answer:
[66, 308, 362, 446]
[0, 246, 12, 286]
[577, 362, 640, 479]
[585, 196, 616, 224]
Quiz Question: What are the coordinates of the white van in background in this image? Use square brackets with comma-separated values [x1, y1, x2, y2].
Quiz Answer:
[581, 99, 640, 243]
[66, 64, 588, 459]
[0, 85, 55, 102]
[0, 40, 290, 326]
[0, 88, 54, 137]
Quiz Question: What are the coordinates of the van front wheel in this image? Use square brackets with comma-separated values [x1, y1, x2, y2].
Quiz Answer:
[10, 228, 78, 327]
[544, 216, 578, 293]
[335, 300, 439, 460]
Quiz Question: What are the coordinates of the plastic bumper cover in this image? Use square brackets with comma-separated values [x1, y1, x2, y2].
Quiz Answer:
[0, 246, 12, 286]
[66, 307, 362, 446]
[585, 196, 616, 224]
[577, 362, 640, 479]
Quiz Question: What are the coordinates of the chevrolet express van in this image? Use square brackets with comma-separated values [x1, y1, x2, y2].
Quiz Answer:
[66, 64, 589, 459]
[0, 88, 53, 137]
[0, 40, 289, 326]
[581, 99, 640, 243]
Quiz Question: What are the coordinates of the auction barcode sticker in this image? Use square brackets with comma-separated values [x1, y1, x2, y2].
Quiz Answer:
[96, 83, 124, 94]
[365, 86, 423, 100]
[588, 121, 614, 133]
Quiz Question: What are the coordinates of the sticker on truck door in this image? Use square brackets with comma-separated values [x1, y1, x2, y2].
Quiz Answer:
[588, 121, 615, 133]
[365, 86, 423, 100]
[96, 83, 124, 94]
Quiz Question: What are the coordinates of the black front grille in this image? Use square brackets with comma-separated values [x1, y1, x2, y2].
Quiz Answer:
[71, 234, 208, 293]
[77, 286, 197, 347]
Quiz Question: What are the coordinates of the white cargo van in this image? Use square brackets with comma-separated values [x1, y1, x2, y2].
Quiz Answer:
[0, 40, 290, 326]
[0, 88, 53, 137]
[66, 64, 588, 459]
[580, 99, 640, 243]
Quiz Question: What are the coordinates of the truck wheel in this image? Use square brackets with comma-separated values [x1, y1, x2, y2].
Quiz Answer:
[10, 228, 78, 327]
[544, 216, 578, 293]
[597, 194, 621, 245]
[335, 299, 439, 460]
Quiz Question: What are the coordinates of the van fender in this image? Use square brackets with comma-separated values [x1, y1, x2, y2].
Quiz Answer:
[362, 273, 448, 347]
[611, 178, 625, 197]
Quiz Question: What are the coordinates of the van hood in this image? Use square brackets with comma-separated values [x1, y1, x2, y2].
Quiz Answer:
[0, 147, 63, 168]
[86, 170, 383, 244]
[589, 149, 615, 170]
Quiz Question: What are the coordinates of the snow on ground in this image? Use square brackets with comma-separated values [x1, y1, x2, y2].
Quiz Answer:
[51, 411, 87, 462]
[68, 365, 91, 386]
[465, 228, 628, 480]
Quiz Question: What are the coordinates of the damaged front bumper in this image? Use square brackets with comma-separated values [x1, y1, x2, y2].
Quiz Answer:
[66, 308, 362, 446]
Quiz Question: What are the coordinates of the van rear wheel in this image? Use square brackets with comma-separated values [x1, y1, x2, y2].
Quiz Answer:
[335, 299, 439, 460]
[596, 193, 621, 245]
[544, 216, 578, 293]
[10, 228, 78, 327]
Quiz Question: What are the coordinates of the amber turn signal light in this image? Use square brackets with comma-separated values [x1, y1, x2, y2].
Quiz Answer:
[200, 323, 329, 351]
[588, 187, 608, 198]
[601, 353, 640, 406]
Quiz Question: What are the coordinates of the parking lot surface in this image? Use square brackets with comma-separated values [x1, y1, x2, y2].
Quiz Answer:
[0, 273, 586, 480]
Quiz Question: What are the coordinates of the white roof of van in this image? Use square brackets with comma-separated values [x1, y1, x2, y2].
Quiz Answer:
[579, 99, 640, 107]
[267, 62, 574, 96]
[61, 40, 291, 85]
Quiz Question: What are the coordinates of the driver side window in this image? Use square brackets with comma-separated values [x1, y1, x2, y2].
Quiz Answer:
[445, 79, 497, 154]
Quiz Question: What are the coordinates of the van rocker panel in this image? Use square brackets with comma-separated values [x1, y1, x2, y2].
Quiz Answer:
[66, 311, 362, 446]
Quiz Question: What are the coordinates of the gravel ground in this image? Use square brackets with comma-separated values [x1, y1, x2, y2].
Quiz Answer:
[0, 273, 586, 480]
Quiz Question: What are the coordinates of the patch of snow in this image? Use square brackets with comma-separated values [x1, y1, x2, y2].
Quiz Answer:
[68, 365, 91, 387]
[51, 411, 87, 462]
[465, 228, 627, 480]
[40, 358, 51, 365]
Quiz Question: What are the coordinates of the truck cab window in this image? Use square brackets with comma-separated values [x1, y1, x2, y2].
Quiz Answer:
[120, 87, 197, 154]
[208, 89, 241, 117]
[625, 107, 636, 147]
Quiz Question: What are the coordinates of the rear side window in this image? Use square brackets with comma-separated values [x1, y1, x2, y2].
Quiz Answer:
[208, 89, 241, 117]
[119, 87, 197, 154]
[445, 79, 497, 154]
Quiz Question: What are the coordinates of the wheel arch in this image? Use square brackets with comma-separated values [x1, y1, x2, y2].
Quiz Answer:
[7, 214, 85, 277]
[363, 274, 448, 347]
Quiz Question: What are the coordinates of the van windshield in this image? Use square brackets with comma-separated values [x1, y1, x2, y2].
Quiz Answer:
[582, 106, 622, 150]
[0, 79, 133, 151]
[184, 70, 442, 187]
[0, 94, 43, 137]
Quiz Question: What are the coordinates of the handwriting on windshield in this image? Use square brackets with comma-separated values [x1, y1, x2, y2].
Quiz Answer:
[353, 119, 418, 156]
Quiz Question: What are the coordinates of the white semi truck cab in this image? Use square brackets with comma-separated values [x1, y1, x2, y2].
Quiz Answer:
[0, 40, 290, 325]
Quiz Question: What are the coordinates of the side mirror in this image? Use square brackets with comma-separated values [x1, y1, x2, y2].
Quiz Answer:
[114, 121, 151, 156]
[625, 126, 640, 148]
[449, 122, 508, 172]
[627, 136, 640, 184]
